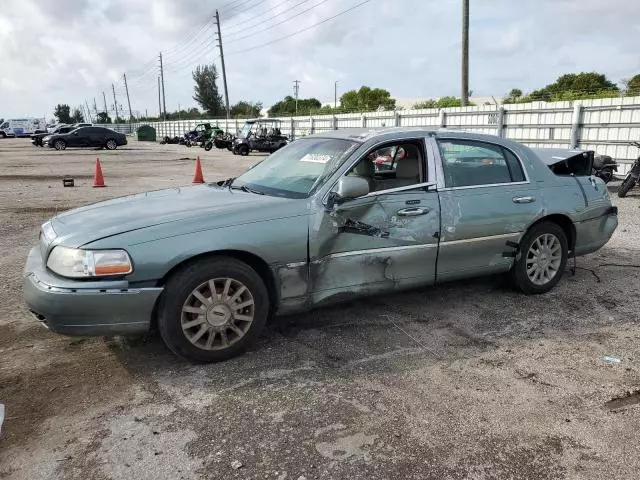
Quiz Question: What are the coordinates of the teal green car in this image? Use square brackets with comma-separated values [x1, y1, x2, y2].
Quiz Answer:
[23, 129, 618, 362]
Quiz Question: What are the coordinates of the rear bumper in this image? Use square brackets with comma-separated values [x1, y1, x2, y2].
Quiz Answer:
[574, 208, 618, 256]
[23, 247, 162, 336]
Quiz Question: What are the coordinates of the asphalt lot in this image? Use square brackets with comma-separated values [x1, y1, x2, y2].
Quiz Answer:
[0, 137, 639, 480]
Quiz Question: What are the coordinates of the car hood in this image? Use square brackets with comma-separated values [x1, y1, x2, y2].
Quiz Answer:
[49, 184, 307, 248]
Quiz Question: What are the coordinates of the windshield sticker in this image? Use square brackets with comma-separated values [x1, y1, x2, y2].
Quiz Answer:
[300, 153, 331, 164]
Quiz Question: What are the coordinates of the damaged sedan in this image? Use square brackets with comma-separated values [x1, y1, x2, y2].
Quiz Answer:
[24, 128, 618, 362]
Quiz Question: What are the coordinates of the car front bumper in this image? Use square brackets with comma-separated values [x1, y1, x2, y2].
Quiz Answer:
[23, 247, 163, 336]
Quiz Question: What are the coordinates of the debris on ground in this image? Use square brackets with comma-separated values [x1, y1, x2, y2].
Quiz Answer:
[602, 356, 622, 365]
[231, 460, 243, 470]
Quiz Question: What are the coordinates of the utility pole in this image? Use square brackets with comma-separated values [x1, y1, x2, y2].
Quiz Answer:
[159, 52, 167, 120]
[334, 81, 339, 109]
[157, 76, 162, 119]
[293, 80, 300, 114]
[102, 91, 108, 119]
[461, 0, 469, 106]
[215, 10, 231, 119]
[84, 100, 93, 122]
[123, 73, 133, 121]
[112, 83, 119, 123]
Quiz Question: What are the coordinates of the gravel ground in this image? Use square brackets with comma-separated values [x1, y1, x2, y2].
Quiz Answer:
[0, 137, 639, 480]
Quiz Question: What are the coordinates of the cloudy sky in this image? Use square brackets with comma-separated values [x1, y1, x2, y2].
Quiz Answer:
[1, 0, 639, 119]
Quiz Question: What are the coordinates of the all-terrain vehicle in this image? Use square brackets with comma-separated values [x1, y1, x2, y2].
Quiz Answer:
[208, 131, 235, 151]
[184, 123, 224, 148]
[232, 119, 288, 156]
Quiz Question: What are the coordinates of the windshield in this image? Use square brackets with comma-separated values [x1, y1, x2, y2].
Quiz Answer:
[233, 138, 359, 199]
[239, 122, 253, 138]
[0, 122, 8, 129]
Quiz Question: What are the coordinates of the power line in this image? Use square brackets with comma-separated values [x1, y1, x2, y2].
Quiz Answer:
[219, 0, 259, 14]
[226, 0, 372, 55]
[163, 20, 215, 57]
[222, 0, 292, 30]
[225, 0, 332, 44]
[223, 0, 312, 34]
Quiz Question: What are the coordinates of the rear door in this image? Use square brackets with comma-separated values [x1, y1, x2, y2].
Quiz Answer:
[433, 137, 540, 281]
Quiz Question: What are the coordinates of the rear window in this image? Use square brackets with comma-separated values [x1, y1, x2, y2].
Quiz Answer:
[438, 139, 526, 187]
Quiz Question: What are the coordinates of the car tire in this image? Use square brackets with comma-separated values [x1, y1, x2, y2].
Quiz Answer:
[105, 139, 117, 150]
[238, 145, 250, 156]
[54, 140, 66, 151]
[157, 256, 270, 363]
[618, 176, 636, 198]
[0, 132, 5, 139]
[510, 221, 568, 294]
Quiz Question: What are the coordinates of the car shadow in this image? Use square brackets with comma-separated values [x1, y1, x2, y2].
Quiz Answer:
[109, 254, 639, 389]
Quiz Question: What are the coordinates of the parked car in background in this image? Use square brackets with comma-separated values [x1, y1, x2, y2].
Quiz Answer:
[0, 118, 47, 138]
[32, 125, 75, 146]
[42, 126, 126, 150]
[24, 128, 618, 362]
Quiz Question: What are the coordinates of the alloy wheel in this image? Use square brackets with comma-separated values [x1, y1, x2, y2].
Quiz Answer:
[181, 277, 255, 351]
[526, 233, 562, 285]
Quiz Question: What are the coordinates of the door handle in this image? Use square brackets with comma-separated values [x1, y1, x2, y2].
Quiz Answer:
[512, 196, 536, 204]
[397, 207, 430, 216]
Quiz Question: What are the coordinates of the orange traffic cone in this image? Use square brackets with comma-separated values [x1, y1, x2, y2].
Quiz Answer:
[192, 156, 205, 184]
[93, 158, 105, 188]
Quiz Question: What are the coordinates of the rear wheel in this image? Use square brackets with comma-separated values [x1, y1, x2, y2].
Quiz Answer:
[204, 141, 213, 151]
[157, 257, 269, 363]
[54, 139, 66, 150]
[511, 222, 568, 294]
[105, 139, 117, 150]
[618, 175, 636, 198]
[238, 144, 250, 156]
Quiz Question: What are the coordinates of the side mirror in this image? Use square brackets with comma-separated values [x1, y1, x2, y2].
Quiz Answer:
[327, 176, 370, 209]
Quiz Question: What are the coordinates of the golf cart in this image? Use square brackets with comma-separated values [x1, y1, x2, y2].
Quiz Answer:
[207, 131, 235, 151]
[232, 119, 288, 156]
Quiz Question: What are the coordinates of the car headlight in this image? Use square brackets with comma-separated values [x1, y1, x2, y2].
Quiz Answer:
[47, 246, 133, 278]
[43, 136, 51, 142]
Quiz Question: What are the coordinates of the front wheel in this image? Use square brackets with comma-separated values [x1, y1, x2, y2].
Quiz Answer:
[54, 140, 66, 151]
[204, 142, 213, 151]
[618, 175, 636, 198]
[238, 145, 250, 156]
[511, 222, 568, 294]
[105, 139, 117, 150]
[157, 257, 269, 363]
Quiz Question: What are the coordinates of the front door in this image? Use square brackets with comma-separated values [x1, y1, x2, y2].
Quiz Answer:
[309, 138, 441, 305]
[433, 137, 541, 281]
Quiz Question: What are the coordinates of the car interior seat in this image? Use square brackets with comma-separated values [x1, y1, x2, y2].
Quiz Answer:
[394, 145, 422, 187]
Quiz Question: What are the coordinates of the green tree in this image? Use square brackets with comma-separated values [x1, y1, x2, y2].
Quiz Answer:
[413, 97, 475, 109]
[96, 112, 112, 124]
[339, 86, 396, 112]
[192, 64, 225, 116]
[503, 88, 525, 104]
[54, 104, 72, 123]
[230, 101, 262, 118]
[530, 72, 618, 101]
[626, 74, 640, 95]
[71, 108, 84, 123]
[267, 96, 322, 116]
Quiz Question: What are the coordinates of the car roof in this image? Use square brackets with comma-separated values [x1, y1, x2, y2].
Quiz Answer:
[305, 127, 511, 144]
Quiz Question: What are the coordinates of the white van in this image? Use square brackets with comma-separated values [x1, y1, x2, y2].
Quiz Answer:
[0, 118, 47, 138]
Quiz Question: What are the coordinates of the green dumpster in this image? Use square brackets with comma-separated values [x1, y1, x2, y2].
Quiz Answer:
[137, 125, 157, 142]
